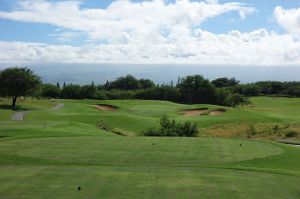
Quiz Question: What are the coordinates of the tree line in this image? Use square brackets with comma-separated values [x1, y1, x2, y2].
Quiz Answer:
[1, 67, 300, 108]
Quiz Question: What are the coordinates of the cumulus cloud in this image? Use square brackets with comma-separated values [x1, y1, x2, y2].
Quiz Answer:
[1, 29, 300, 65]
[274, 6, 300, 37]
[0, 0, 299, 65]
[0, 0, 255, 43]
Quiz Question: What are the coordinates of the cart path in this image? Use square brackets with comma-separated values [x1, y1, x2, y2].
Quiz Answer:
[11, 103, 64, 121]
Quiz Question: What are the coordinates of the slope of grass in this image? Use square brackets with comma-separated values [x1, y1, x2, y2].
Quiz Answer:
[0, 97, 300, 198]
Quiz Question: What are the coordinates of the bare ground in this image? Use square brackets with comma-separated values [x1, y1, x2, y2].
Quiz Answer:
[181, 108, 208, 116]
[91, 104, 118, 111]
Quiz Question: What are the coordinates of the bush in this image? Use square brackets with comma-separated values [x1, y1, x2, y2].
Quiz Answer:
[247, 125, 256, 136]
[135, 86, 180, 101]
[143, 116, 198, 137]
[104, 89, 136, 99]
[60, 84, 81, 99]
[224, 93, 249, 107]
[40, 84, 61, 98]
[79, 85, 97, 99]
[285, 131, 298, 138]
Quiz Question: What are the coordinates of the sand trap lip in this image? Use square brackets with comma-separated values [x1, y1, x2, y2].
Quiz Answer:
[209, 109, 226, 116]
[277, 141, 300, 147]
[181, 108, 208, 116]
[91, 104, 119, 111]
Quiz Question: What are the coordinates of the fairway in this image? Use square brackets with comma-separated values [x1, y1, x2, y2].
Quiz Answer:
[0, 97, 300, 198]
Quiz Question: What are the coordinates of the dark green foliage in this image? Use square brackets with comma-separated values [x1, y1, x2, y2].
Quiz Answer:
[106, 75, 140, 90]
[285, 131, 298, 138]
[41, 84, 61, 98]
[233, 81, 300, 97]
[0, 67, 41, 107]
[256, 81, 284, 95]
[214, 88, 231, 105]
[211, 77, 239, 88]
[144, 116, 198, 137]
[96, 119, 111, 131]
[79, 84, 97, 99]
[282, 83, 300, 97]
[224, 93, 249, 107]
[104, 89, 136, 99]
[178, 75, 216, 104]
[247, 125, 257, 138]
[135, 86, 180, 101]
[233, 84, 260, 97]
[60, 84, 81, 99]
[3, 69, 299, 107]
[139, 79, 155, 89]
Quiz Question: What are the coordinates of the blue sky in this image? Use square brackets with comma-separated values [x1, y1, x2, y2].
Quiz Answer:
[0, 0, 300, 67]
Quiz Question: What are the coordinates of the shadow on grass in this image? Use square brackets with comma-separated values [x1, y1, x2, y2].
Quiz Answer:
[0, 105, 32, 111]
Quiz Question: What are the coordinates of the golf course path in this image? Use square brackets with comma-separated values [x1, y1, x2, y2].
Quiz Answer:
[11, 111, 30, 121]
[11, 103, 64, 121]
[49, 103, 64, 110]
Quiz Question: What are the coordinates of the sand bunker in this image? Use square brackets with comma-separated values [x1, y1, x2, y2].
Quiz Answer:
[209, 109, 226, 116]
[92, 104, 118, 112]
[181, 108, 208, 116]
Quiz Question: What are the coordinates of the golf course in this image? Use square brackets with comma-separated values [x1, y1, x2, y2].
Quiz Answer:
[0, 96, 300, 198]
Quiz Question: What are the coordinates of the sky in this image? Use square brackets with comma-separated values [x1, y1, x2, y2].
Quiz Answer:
[0, 0, 300, 83]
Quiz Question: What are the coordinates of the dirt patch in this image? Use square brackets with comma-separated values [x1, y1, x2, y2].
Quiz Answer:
[209, 109, 226, 116]
[181, 108, 208, 116]
[92, 104, 118, 112]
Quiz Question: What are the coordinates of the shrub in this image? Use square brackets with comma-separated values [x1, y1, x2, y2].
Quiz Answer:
[104, 89, 136, 99]
[135, 86, 180, 101]
[224, 93, 249, 107]
[143, 128, 161, 136]
[285, 131, 298, 138]
[247, 125, 256, 136]
[41, 84, 61, 98]
[60, 84, 81, 99]
[143, 116, 198, 137]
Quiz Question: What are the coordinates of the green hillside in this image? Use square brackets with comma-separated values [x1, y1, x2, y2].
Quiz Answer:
[0, 97, 299, 198]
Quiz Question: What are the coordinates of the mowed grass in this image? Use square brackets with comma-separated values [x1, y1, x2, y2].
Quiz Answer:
[0, 97, 300, 198]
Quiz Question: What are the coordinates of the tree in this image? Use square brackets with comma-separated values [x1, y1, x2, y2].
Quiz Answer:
[41, 83, 61, 98]
[139, 79, 155, 89]
[224, 93, 249, 108]
[0, 67, 40, 107]
[60, 84, 81, 99]
[178, 75, 216, 104]
[109, 75, 140, 90]
[79, 85, 97, 99]
[211, 77, 239, 88]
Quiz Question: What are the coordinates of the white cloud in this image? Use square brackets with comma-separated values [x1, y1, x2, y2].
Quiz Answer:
[274, 6, 300, 37]
[49, 31, 82, 42]
[0, 0, 255, 43]
[1, 29, 300, 65]
[0, 1, 299, 66]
